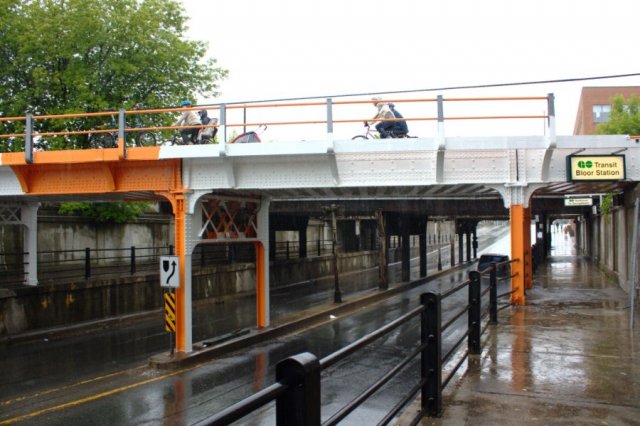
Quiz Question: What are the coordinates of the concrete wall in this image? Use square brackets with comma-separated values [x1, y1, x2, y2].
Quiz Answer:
[584, 186, 640, 293]
[37, 208, 171, 265]
[0, 206, 453, 336]
[0, 250, 386, 336]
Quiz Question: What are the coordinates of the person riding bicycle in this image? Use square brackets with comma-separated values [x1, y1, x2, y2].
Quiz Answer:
[174, 100, 201, 144]
[388, 103, 409, 137]
[366, 97, 395, 138]
[197, 110, 218, 143]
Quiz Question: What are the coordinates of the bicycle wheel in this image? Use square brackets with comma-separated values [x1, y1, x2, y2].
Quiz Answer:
[136, 132, 156, 147]
[351, 135, 368, 140]
[90, 133, 116, 148]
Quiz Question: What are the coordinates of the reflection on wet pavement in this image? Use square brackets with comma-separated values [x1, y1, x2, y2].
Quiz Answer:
[401, 233, 640, 425]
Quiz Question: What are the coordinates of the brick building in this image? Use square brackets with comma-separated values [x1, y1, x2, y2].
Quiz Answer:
[573, 86, 640, 135]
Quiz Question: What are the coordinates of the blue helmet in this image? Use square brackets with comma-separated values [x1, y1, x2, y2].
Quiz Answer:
[181, 100, 191, 106]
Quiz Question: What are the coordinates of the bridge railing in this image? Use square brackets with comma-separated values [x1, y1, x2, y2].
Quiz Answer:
[0, 94, 555, 157]
[193, 269, 508, 425]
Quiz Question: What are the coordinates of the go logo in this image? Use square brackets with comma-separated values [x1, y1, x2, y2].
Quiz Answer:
[577, 160, 593, 168]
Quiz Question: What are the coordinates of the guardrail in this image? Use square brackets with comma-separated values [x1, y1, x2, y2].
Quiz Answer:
[0, 94, 555, 156]
[479, 259, 519, 323]
[0, 251, 29, 287]
[2, 237, 420, 287]
[192, 266, 512, 425]
[37, 245, 174, 281]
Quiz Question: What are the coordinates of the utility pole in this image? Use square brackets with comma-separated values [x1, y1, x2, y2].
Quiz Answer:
[437, 220, 443, 271]
[323, 204, 342, 303]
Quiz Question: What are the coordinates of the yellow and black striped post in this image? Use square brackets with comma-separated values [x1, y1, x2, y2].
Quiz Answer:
[164, 290, 176, 356]
[165, 290, 177, 333]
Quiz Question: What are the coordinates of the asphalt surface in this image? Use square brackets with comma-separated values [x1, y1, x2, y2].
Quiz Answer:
[0, 223, 510, 425]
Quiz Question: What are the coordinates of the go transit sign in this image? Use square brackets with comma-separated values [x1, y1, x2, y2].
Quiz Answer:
[566, 155, 626, 181]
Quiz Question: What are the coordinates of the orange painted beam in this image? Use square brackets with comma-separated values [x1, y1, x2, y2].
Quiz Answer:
[254, 241, 267, 328]
[10, 156, 179, 195]
[173, 194, 187, 352]
[510, 205, 526, 305]
[160, 190, 188, 352]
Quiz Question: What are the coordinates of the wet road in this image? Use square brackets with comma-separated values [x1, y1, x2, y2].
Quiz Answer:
[0, 224, 510, 425]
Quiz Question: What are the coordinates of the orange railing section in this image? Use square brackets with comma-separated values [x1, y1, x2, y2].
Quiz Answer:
[0, 94, 555, 157]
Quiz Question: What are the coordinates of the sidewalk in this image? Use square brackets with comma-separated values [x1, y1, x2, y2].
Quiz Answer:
[399, 252, 640, 425]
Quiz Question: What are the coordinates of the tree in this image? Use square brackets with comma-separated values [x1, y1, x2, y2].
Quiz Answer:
[0, 0, 228, 221]
[58, 202, 151, 224]
[0, 0, 227, 146]
[597, 94, 640, 136]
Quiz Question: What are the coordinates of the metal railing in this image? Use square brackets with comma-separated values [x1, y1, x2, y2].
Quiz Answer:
[478, 258, 519, 321]
[0, 251, 29, 286]
[0, 94, 555, 156]
[193, 267, 510, 425]
[36, 245, 173, 281]
[273, 239, 336, 260]
[1, 237, 398, 286]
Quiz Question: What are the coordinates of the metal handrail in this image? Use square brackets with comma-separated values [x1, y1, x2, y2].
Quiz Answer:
[193, 382, 287, 426]
[319, 305, 424, 370]
[0, 94, 554, 147]
[195, 268, 508, 425]
[442, 305, 470, 332]
[323, 340, 427, 426]
[441, 279, 470, 298]
[0, 240, 349, 286]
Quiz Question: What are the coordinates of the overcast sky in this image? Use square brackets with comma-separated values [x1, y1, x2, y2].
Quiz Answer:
[180, 0, 640, 139]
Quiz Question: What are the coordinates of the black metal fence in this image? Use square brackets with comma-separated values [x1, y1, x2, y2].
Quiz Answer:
[193, 261, 514, 425]
[0, 234, 458, 288]
[37, 245, 173, 281]
[0, 251, 29, 287]
[273, 240, 335, 260]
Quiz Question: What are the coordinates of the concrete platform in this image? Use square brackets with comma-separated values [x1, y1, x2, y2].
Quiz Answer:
[398, 253, 640, 425]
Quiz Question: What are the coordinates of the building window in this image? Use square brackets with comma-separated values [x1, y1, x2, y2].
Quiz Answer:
[592, 104, 611, 123]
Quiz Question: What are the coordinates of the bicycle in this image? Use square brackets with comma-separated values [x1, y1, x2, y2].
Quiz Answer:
[88, 113, 157, 148]
[352, 123, 410, 140]
[88, 127, 117, 148]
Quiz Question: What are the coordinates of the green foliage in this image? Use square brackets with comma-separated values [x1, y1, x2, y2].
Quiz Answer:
[0, 0, 228, 148]
[227, 129, 238, 143]
[58, 202, 150, 223]
[600, 193, 614, 223]
[597, 95, 640, 136]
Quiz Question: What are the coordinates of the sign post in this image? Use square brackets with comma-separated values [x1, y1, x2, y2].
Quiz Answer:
[160, 255, 180, 355]
[160, 255, 180, 288]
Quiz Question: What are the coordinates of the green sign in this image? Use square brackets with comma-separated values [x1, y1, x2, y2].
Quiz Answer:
[566, 155, 626, 181]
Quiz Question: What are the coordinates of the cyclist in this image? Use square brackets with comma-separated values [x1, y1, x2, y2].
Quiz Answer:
[197, 110, 218, 143]
[174, 100, 201, 144]
[388, 102, 409, 137]
[366, 97, 395, 138]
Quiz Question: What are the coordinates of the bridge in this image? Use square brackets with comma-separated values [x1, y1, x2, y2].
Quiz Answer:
[1, 93, 638, 353]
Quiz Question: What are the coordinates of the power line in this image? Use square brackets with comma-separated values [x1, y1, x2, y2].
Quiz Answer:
[200, 72, 640, 107]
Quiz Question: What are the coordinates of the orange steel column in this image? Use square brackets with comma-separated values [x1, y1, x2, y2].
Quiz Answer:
[173, 193, 188, 352]
[254, 242, 267, 328]
[510, 204, 526, 305]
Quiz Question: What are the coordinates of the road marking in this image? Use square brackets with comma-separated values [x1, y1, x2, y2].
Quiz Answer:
[0, 363, 201, 425]
[0, 365, 146, 407]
